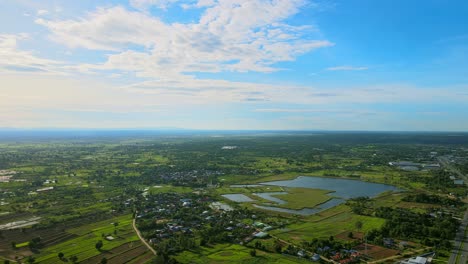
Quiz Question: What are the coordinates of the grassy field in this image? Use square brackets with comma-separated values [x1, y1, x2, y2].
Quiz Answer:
[174, 243, 311, 264]
[35, 214, 139, 263]
[272, 188, 333, 210]
[271, 205, 385, 242]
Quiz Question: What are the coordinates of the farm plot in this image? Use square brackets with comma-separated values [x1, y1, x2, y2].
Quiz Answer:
[354, 243, 399, 260]
[174, 244, 311, 264]
[34, 214, 139, 263]
[80, 241, 152, 264]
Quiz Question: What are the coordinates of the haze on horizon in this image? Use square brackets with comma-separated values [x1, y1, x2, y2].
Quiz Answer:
[1, 0, 468, 131]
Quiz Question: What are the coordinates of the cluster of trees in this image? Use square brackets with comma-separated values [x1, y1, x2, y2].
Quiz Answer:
[370, 207, 457, 249]
[153, 234, 196, 263]
[407, 169, 456, 189]
[346, 196, 372, 215]
[402, 193, 462, 207]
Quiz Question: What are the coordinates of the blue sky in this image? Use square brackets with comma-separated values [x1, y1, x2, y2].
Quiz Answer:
[0, 0, 467, 131]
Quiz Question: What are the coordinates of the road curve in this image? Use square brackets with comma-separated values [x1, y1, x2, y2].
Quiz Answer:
[132, 216, 157, 255]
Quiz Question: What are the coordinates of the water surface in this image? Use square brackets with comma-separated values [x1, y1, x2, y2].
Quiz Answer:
[253, 176, 400, 215]
[253, 192, 287, 204]
[221, 193, 254, 202]
[262, 176, 399, 199]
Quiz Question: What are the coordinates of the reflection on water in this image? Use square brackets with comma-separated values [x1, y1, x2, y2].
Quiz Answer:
[252, 192, 287, 204]
[221, 193, 254, 202]
[252, 176, 400, 215]
[225, 176, 400, 215]
[253, 198, 344, 215]
[262, 176, 399, 199]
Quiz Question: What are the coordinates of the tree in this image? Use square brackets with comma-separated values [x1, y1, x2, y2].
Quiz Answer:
[348, 232, 354, 239]
[70, 256, 78, 263]
[274, 240, 282, 253]
[249, 249, 256, 257]
[95, 240, 103, 251]
[58, 252, 64, 260]
[101, 257, 108, 264]
[26, 256, 35, 264]
[355, 221, 363, 233]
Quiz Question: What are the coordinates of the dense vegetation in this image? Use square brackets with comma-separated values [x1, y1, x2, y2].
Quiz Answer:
[0, 131, 467, 263]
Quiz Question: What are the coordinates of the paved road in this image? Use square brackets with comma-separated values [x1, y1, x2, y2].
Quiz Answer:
[448, 210, 468, 264]
[132, 216, 157, 255]
[439, 156, 468, 264]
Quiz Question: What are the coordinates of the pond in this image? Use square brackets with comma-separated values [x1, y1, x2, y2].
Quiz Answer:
[252, 176, 400, 215]
[253, 198, 344, 216]
[252, 192, 287, 204]
[262, 176, 399, 199]
[221, 193, 254, 202]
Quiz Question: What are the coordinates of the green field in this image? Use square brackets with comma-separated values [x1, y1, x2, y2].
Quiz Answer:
[174, 244, 311, 264]
[272, 188, 333, 210]
[35, 214, 139, 263]
[271, 205, 385, 241]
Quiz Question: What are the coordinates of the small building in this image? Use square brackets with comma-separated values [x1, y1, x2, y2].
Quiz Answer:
[400, 256, 428, 264]
[36, 186, 54, 192]
[311, 254, 321, 262]
[254, 231, 269, 238]
[454, 180, 464, 186]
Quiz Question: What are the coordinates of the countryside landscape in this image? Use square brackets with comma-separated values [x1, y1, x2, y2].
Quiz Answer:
[0, 131, 467, 263]
[2, 0, 468, 263]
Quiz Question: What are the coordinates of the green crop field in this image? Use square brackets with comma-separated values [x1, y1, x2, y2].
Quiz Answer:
[174, 244, 311, 264]
[35, 214, 138, 263]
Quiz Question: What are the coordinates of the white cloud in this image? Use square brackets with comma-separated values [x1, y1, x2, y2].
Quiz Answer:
[1, 71, 467, 129]
[37, 9, 49, 16]
[36, 2, 333, 75]
[326, 65, 368, 71]
[35, 7, 166, 51]
[130, 0, 181, 10]
[0, 34, 63, 73]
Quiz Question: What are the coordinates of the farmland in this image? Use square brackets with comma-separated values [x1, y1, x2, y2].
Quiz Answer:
[0, 132, 467, 263]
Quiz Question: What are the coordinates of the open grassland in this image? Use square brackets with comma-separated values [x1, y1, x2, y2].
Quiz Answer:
[35, 214, 139, 263]
[174, 243, 311, 264]
[271, 205, 385, 242]
[273, 188, 333, 210]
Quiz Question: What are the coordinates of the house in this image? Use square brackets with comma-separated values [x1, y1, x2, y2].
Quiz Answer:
[36, 186, 54, 192]
[311, 254, 321, 262]
[454, 180, 464, 186]
[253, 222, 265, 228]
[253, 231, 269, 238]
[383, 237, 395, 247]
[400, 256, 429, 264]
